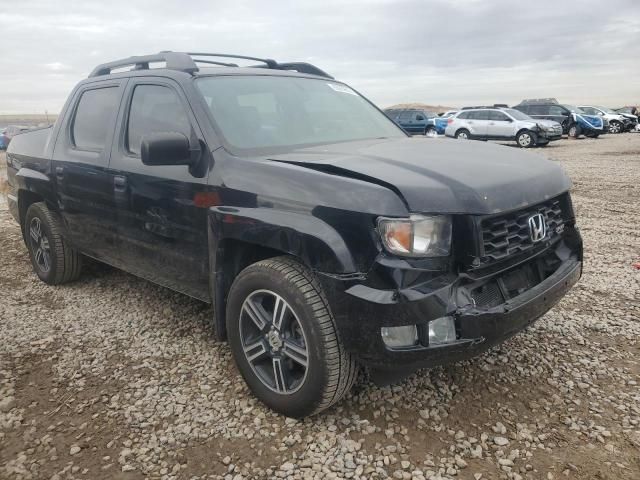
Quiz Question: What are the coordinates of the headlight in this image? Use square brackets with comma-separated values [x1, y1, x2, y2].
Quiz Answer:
[378, 215, 452, 257]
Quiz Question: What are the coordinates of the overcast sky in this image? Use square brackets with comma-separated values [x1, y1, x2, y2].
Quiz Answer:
[1, 0, 639, 114]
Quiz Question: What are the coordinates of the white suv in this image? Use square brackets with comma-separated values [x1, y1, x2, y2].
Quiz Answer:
[578, 106, 632, 134]
[444, 107, 563, 148]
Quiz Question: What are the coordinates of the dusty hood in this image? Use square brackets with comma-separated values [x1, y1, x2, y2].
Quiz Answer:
[268, 137, 571, 215]
[534, 119, 562, 128]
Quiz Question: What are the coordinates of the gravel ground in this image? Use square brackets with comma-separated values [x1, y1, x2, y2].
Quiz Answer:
[0, 134, 639, 480]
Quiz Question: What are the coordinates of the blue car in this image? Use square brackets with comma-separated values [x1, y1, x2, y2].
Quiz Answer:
[0, 129, 6, 149]
[384, 108, 436, 135]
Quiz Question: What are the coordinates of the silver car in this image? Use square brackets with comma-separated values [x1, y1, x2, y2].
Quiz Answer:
[444, 107, 563, 148]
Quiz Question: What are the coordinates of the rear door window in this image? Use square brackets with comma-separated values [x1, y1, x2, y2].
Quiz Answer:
[549, 105, 566, 116]
[126, 84, 192, 155]
[488, 111, 510, 121]
[398, 111, 412, 121]
[468, 111, 489, 120]
[72, 87, 120, 151]
[528, 105, 546, 115]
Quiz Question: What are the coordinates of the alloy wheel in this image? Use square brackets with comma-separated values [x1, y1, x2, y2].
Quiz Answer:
[518, 133, 532, 147]
[457, 132, 468, 139]
[609, 122, 621, 134]
[29, 217, 51, 273]
[239, 290, 309, 394]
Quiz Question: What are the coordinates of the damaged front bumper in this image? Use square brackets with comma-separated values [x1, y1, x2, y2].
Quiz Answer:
[317, 229, 582, 377]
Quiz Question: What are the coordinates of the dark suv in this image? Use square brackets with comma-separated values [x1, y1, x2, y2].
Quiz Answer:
[384, 108, 435, 135]
[513, 98, 607, 137]
[5, 52, 583, 417]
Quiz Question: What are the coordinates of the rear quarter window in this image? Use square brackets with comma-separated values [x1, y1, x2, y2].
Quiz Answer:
[71, 87, 120, 151]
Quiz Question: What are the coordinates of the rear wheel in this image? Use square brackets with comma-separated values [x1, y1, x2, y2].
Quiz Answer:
[455, 129, 470, 140]
[516, 130, 536, 148]
[226, 257, 358, 418]
[24, 202, 82, 285]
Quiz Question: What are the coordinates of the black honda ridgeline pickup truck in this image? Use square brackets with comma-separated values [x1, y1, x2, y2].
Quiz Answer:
[5, 52, 582, 417]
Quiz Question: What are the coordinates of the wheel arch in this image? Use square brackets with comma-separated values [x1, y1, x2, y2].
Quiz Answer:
[207, 206, 358, 340]
[15, 168, 56, 232]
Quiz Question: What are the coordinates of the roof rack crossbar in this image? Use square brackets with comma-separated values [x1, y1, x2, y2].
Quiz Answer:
[89, 52, 198, 77]
[187, 52, 279, 68]
[275, 62, 333, 79]
[519, 98, 559, 105]
[192, 59, 239, 67]
[89, 51, 333, 79]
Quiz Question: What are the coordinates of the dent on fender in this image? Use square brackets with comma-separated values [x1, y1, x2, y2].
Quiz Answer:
[208, 206, 357, 273]
[16, 168, 50, 183]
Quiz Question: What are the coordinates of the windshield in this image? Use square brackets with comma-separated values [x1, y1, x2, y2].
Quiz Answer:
[564, 105, 585, 113]
[504, 109, 532, 121]
[594, 106, 615, 114]
[196, 76, 405, 152]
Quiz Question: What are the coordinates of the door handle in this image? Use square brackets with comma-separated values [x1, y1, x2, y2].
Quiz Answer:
[114, 175, 127, 192]
[55, 166, 64, 180]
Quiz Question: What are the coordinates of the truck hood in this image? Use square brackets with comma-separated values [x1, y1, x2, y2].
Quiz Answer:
[267, 137, 571, 215]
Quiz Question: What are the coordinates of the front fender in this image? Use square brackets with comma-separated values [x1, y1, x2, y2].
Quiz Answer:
[208, 206, 357, 273]
[207, 205, 367, 340]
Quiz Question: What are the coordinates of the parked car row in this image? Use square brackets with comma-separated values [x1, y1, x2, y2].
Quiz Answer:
[445, 106, 563, 148]
[385, 99, 638, 148]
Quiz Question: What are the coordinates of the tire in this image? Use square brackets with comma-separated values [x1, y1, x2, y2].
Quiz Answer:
[455, 129, 470, 140]
[568, 124, 582, 138]
[226, 256, 358, 418]
[516, 130, 536, 148]
[24, 202, 82, 285]
[608, 121, 622, 134]
[424, 126, 437, 137]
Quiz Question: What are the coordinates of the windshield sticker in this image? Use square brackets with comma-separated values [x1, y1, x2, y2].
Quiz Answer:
[327, 83, 357, 95]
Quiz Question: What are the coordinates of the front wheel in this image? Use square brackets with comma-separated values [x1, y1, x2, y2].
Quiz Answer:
[608, 121, 622, 134]
[568, 124, 582, 138]
[24, 202, 82, 285]
[424, 126, 437, 137]
[226, 257, 358, 418]
[516, 130, 536, 148]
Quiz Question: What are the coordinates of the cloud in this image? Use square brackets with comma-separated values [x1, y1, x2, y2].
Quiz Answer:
[1, 0, 639, 113]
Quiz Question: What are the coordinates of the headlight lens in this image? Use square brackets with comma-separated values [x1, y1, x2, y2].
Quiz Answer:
[378, 215, 452, 257]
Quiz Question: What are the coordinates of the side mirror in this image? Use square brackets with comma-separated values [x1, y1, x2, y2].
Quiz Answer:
[141, 132, 196, 167]
[504, 117, 513, 122]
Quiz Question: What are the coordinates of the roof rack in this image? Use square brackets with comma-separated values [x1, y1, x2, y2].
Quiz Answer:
[518, 98, 559, 105]
[460, 104, 510, 110]
[88, 51, 333, 79]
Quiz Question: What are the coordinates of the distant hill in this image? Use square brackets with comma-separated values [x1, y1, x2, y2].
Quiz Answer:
[385, 103, 456, 114]
[0, 114, 57, 129]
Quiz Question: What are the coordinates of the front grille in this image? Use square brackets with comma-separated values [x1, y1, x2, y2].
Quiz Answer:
[480, 197, 564, 263]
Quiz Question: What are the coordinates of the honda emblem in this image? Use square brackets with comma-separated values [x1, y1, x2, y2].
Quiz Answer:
[528, 213, 546, 243]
